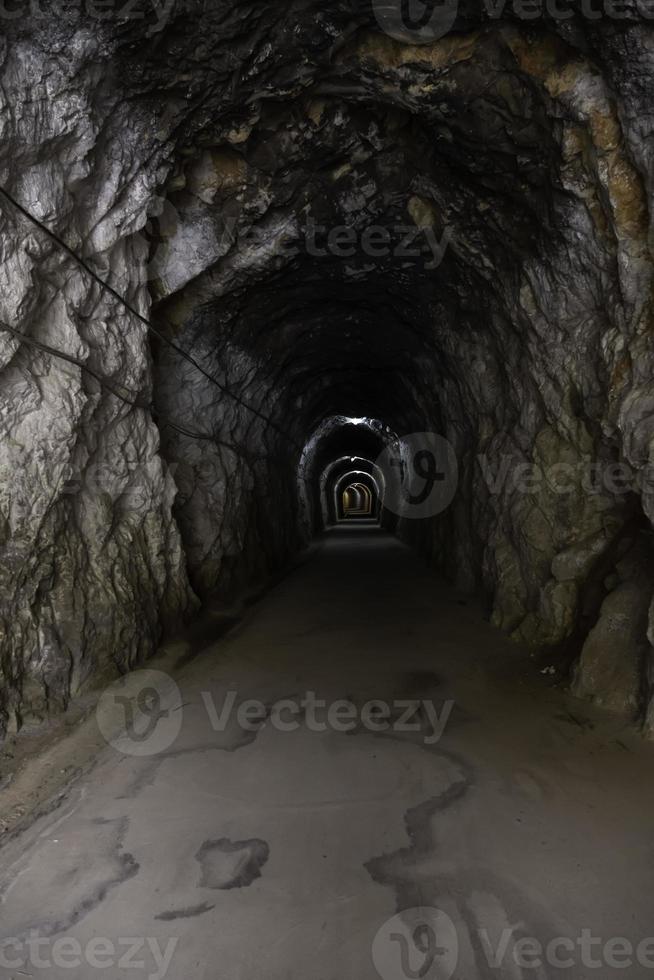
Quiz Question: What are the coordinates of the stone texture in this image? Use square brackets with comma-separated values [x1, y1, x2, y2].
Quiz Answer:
[573, 581, 652, 716]
[0, 23, 197, 734]
[1, 3, 654, 732]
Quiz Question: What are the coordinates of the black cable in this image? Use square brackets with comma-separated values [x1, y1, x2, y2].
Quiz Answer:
[0, 321, 264, 465]
[0, 184, 301, 449]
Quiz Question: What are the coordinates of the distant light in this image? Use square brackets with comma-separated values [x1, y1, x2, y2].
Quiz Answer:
[344, 417, 367, 425]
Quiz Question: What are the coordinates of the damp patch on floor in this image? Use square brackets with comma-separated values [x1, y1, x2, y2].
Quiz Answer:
[196, 837, 270, 890]
[155, 902, 215, 920]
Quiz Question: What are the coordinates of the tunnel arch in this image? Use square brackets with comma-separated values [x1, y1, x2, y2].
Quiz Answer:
[333, 471, 381, 522]
[298, 417, 397, 535]
[319, 455, 387, 527]
[0, 4, 653, 731]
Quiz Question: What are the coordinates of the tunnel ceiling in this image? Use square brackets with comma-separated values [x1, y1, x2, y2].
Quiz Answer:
[118, 1, 652, 445]
[1, 1, 653, 733]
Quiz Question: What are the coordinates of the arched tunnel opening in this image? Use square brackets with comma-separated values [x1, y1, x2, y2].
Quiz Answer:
[0, 2, 653, 975]
[339, 478, 377, 519]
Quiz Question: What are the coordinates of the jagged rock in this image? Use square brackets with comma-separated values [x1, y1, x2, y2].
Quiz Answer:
[572, 581, 652, 716]
[0, 3, 654, 733]
[573, 543, 654, 715]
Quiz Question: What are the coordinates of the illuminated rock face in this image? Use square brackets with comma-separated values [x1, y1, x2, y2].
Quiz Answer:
[0, 4, 653, 732]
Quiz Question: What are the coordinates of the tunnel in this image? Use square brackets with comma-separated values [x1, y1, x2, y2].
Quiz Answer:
[339, 478, 377, 519]
[0, 1, 653, 977]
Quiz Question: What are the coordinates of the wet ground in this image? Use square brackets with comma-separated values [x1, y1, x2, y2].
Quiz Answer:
[0, 524, 653, 979]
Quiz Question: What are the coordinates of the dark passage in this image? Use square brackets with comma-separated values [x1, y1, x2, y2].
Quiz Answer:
[0, 527, 653, 978]
[0, 4, 653, 978]
[2, 4, 654, 736]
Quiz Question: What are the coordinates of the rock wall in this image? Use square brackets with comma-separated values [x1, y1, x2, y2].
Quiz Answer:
[0, 5, 653, 734]
[384, 30, 654, 722]
[0, 24, 196, 734]
[0, 18, 306, 734]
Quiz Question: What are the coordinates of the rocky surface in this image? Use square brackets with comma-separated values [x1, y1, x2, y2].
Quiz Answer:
[572, 538, 654, 715]
[0, 22, 197, 734]
[0, 2, 653, 733]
